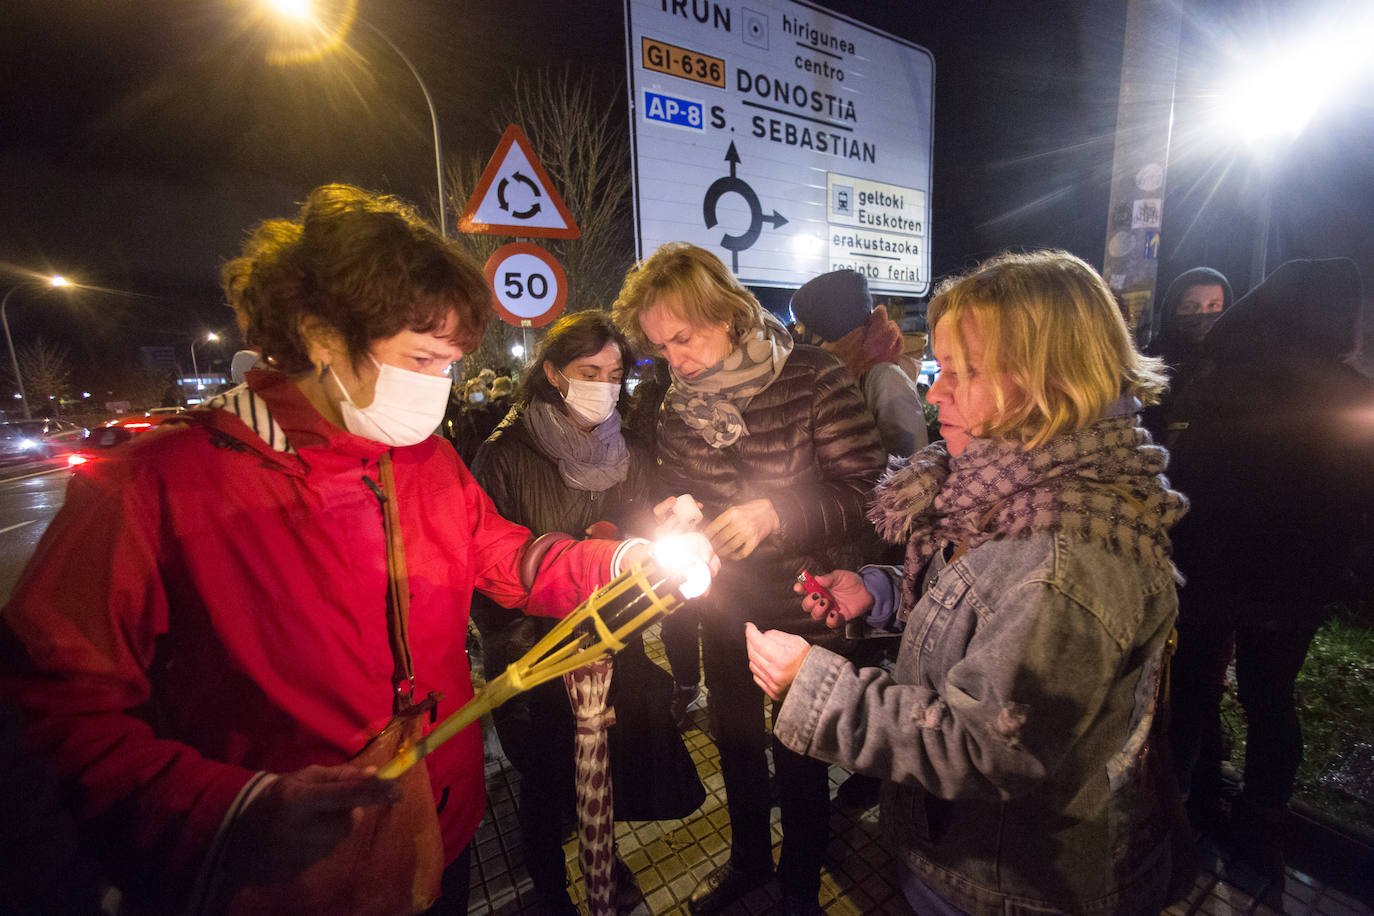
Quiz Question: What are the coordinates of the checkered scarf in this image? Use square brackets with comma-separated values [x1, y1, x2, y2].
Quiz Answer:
[665, 311, 793, 448]
[869, 416, 1187, 613]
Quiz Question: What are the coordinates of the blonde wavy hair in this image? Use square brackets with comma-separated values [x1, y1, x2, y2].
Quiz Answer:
[929, 250, 1167, 449]
[611, 242, 764, 350]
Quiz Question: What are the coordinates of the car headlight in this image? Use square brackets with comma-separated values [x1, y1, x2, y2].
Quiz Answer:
[18, 438, 37, 450]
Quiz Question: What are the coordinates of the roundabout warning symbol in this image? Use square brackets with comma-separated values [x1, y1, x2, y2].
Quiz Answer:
[460, 124, 580, 239]
[702, 142, 787, 273]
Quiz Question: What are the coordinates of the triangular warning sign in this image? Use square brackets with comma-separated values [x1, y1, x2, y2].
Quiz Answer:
[458, 124, 580, 239]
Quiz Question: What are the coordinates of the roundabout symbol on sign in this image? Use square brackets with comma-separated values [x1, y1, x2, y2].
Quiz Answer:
[702, 142, 787, 272]
[483, 242, 567, 329]
[497, 172, 541, 220]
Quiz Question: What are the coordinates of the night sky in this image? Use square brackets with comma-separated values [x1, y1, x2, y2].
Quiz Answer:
[3, 0, 1371, 389]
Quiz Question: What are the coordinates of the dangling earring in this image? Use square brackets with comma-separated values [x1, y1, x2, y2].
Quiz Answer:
[315, 361, 329, 382]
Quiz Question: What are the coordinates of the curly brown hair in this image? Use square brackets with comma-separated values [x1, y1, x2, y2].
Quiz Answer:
[221, 184, 492, 374]
[515, 309, 635, 409]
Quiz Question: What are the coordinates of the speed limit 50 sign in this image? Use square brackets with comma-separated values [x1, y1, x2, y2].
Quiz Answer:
[483, 242, 567, 328]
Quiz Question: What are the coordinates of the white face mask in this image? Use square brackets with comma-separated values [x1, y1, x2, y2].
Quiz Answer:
[332, 356, 451, 446]
[558, 369, 620, 426]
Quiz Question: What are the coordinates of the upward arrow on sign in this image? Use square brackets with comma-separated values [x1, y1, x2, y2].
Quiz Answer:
[459, 124, 581, 239]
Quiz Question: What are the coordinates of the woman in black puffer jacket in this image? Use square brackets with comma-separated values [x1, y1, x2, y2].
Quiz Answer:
[613, 243, 885, 916]
[469, 310, 702, 916]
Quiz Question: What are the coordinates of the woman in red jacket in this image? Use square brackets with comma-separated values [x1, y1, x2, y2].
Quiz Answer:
[0, 186, 706, 915]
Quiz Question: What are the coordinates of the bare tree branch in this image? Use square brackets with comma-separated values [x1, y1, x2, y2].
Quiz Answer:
[14, 338, 73, 414]
[446, 66, 635, 380]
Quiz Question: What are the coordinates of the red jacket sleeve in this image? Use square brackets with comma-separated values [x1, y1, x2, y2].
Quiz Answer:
[460, 461, 619, 615]
[0, 464, 254, 907]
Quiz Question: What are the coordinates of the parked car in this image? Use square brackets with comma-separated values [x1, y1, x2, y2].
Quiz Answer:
[64, 411, 186, 467]
[0, 418, 88, 463]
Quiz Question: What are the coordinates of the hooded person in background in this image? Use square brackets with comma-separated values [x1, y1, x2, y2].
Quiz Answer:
[1141, 267, 1233, 442]
[1165, 258, 1374, 881]
[790, 269, 929, 457]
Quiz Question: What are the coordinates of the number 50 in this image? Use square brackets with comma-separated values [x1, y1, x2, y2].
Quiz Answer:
[503, 271, 549, 299]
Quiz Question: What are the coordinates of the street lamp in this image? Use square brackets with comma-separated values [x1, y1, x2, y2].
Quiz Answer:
[264, 0, 448, 236]
[2, 274, 72, 420]
[190, 331, 221, 392]
[1211, 8, 1374, 284]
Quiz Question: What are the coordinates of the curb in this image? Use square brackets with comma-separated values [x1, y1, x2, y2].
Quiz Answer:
[1287, 798, 1374, 902]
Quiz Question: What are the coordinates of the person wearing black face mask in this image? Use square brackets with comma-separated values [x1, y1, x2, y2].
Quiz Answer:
[1163, 259, 1373, 882]
[1141, 267, 1233, 444]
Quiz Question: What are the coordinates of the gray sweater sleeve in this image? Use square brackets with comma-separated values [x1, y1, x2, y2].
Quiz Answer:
[863, 362, 929, 457]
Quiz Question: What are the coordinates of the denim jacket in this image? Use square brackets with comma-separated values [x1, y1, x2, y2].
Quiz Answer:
[774, 531, 1177, 915]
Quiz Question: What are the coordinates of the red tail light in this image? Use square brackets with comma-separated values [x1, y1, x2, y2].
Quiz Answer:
[67, 454, 89, 467]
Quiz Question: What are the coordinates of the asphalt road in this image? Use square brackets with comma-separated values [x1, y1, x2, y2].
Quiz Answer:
[0, 458, 69, 606]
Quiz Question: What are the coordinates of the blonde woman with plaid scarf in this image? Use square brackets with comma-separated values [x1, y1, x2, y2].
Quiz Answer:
[748, 250, 1188, 915]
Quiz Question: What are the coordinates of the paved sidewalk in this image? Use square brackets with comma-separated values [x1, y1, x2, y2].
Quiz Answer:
[465, 624, 1373, 916]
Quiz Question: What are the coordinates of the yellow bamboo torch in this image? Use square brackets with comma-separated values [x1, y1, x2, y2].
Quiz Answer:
[377, 535, 713, 780]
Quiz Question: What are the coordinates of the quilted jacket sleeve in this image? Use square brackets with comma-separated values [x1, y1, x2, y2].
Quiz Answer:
[768, 350, 886, 555]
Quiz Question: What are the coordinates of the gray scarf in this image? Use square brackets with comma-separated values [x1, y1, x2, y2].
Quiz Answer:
[665, 311, 794, 448]
[869, 415, 1188, 617]
[523, 400, 630, 492]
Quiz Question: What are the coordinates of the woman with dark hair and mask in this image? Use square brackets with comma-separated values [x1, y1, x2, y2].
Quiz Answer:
[0, 186, 713, 916]
[469, 309, 703, 916]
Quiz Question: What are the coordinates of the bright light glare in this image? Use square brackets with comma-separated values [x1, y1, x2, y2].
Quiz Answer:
[651, 534, 713, 599]
[261, 0, 356, 66]
[270, 0, 313, 20]
[67, 454, 88, 467]
[206, 332, 220, 342]
[1219, 11, 1374, 147]
[790, 233, 824, 259]
[510, 344, 525, 358]
[49, 275, 70, 288]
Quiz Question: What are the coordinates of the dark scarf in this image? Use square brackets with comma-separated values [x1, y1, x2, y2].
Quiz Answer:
[523, 400, 630, 492]
[868, 415, 1188, 616]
